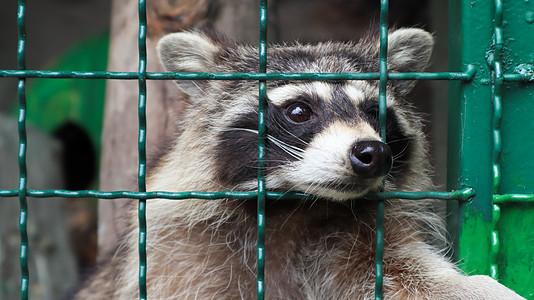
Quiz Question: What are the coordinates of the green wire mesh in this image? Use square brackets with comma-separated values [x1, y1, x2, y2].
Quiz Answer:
[2, 0, 533, 299]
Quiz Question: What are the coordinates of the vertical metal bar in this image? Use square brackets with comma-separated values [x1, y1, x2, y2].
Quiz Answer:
[446, 0, 462, 263]
[447, 0, 494, 275]
[490, 204, 501, 279]
[492, 0, 504, 195]
[375, 0, 388, 299]
[137, 0, 148, 299]
[257, 0, 268, 299]
[16, 1, 29, 299]
[489, 0, 504, 281]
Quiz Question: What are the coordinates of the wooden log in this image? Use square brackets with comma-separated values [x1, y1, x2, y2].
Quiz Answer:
[98, 0, 217, 258]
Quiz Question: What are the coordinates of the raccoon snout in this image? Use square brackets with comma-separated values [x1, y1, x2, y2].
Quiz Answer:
[349, 141, 393, 178]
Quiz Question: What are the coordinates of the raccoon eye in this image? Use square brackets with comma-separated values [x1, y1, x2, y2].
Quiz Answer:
[285, 102, 313, 123]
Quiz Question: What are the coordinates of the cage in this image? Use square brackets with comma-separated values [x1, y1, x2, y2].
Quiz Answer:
[0, 0, 533, 299]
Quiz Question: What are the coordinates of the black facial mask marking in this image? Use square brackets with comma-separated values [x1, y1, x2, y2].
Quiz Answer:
[216, 93, 328, 187]
[215, 87, 412, 187]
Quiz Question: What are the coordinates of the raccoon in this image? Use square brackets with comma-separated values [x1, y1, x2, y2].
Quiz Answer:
[74, 28, 523, 299]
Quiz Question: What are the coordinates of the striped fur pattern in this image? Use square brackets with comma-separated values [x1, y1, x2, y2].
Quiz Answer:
[74, 29, 523, 299]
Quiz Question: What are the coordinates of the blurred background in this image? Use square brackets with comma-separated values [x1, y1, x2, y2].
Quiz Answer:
[0, 1, 109, 299]
[0, 1, 447, 299]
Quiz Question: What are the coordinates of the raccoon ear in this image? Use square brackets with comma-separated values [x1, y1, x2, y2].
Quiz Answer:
[157, 32, 221, 97]
[386, 28, 434, 95]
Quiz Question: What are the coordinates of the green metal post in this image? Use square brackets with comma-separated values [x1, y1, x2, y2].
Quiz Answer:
[448, 0, 494, 274]
[449, 1, 534, 298]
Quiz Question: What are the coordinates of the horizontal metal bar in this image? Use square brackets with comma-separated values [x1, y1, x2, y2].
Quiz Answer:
[0, 188, 474, 201]
[0, 69, 477, 81]
[493, 193, 534, 204]
[503, 73, 534, 82]
[388, 65, 476, 80]
[366, 187, 475, 202]
[0, 189, 306, 200]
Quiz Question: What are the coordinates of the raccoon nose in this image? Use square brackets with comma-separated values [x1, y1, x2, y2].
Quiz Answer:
[350, 141, 392, 178]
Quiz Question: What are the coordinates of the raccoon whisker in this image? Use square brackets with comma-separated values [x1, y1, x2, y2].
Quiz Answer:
[391, 144, 411, 160]
[272, 118, 309, 145]
[345, 236, 361, 271]
[390, 146, 411, 172]
[391, 160, 410, 168]
[223, 127, 305, 160]
[308, 193, 323, 208]
[392, 155, 408, 163]
[267, 135, 305, 154]
[348, 201, 361, 221]
[390, 161, 410, 171]
[306, 181, 336, 203]
[300, 183, 319, 200]
[385, 174, 397, 184]
[191, 81, 208, 96]
[269, 139, 305, 160]
[280, 200, 307, 229]
[392, 154, 409, 161]
[260, 163, 294, 170]
[386, 136, 416, 144]
[222, 127, 258, 135]
[390, 166, 408, 174]
[307, 181, 325, 195]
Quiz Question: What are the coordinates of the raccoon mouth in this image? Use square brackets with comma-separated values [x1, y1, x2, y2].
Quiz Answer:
[309, 178, 383, 200]
[262, 172, 385, 201]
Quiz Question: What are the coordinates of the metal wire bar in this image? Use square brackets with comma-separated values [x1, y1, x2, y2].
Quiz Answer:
[16, 1, 29, 299]
[375, 1, 389, 299]
[0, 187, 475, 202]
[368, 188, 475, 202]
[494, 194, 534, 203]
[490, 204, 501, 279]
[489, 0, 504, 281]
[448, 0, 498, 279]
[492, 0, 504, 195]
[0, 69, 479, 81]
[137, 0, 148, 298]
[503, 73, 534, 82]
[256, 1, 268, 299]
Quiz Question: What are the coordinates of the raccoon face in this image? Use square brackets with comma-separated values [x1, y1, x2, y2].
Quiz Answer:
[157, 28, 433, 201]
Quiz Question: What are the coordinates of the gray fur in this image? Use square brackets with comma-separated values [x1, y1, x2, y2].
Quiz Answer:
[75, 29, 523, 299]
